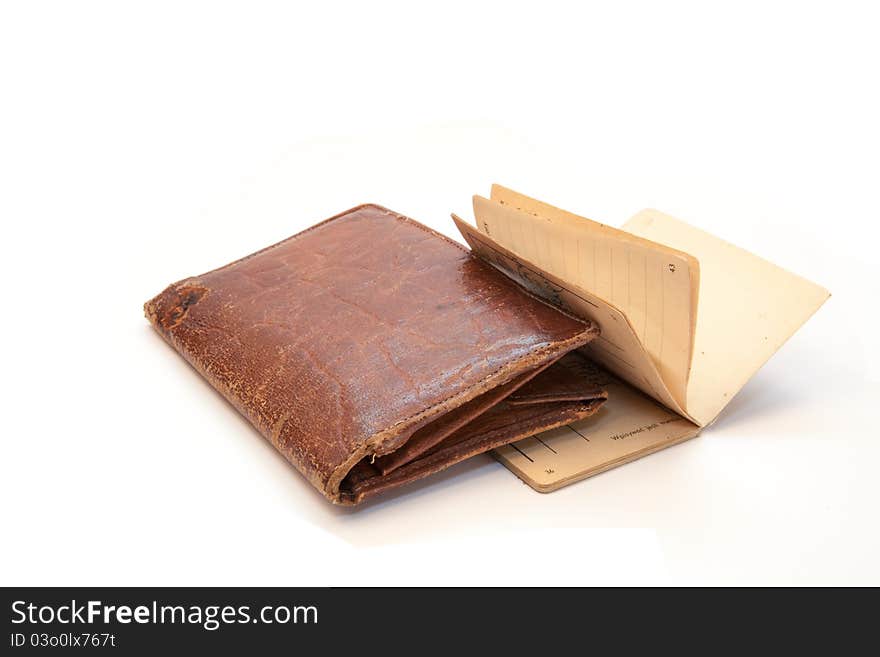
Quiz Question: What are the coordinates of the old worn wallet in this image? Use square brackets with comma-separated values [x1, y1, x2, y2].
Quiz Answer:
[145, 204, 606, 504]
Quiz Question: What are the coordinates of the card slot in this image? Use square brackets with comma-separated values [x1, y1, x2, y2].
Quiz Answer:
[339, 396, 607, 504]
[371, 353, 608, 475]
[371, 362, 547, 475]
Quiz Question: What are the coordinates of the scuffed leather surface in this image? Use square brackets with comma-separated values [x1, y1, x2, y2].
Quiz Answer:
[372, 364, 549, 476]
[145, 204, 600, 504]
[342, 351, 608, 503]
[373, 351, 606, 476]
[508, 353, 606, 405]
[341, 394, 606, 503]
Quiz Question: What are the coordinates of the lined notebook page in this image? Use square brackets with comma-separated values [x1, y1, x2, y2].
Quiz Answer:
[494, 358, 699, 492]
[452, 215, 691, 420]
[472, 193, 698, 411]
[624, 209, 830, 426]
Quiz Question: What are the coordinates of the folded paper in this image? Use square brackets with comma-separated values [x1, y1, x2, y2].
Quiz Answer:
[455, 185, 829, 492]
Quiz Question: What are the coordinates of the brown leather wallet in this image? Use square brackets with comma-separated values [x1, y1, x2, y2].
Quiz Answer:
[144, 204, 606, 504]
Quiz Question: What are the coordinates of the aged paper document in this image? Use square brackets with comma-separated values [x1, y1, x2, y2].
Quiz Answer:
[454, 185, 829, 491]
[475, 188, 698, 411]
[624, 209, 830, 426]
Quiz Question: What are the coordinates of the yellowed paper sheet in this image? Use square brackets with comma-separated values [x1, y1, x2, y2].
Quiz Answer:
[454, 187, 828, 493]
[624, 209, 831, 426]
[494, 358, 699, 492]
[452, 214, 692, 421]
[473, 192, 698, 411]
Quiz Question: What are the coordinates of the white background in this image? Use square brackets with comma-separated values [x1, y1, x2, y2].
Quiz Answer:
[2, 1, 877, 586]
